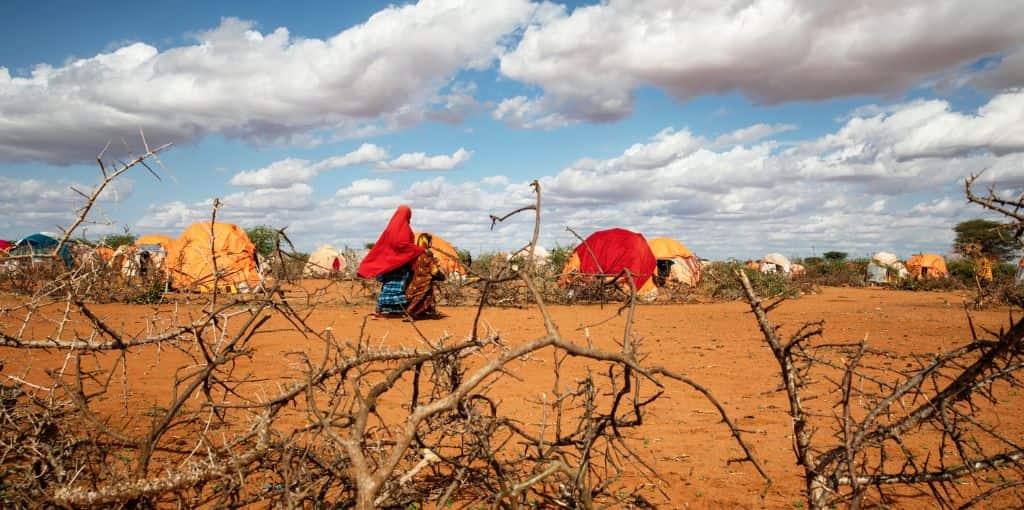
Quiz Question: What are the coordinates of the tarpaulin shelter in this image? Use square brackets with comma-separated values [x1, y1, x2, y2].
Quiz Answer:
[906, 253, 948, 279]
[95, 246, 116, 262]
[133, 234, 173, 271]
[648, 237, 701, 287]
[166, 222, 262, 293]
[560, 228, 657, 297]
[135, 234, 174, 254]
[13, 233, 73, 268]
[760, 253, 792, 274]
[508, 245, 551, 266]
[867, 251, 909, 284]
[415, 232, 465, 275]
[304, 245, 346, 277]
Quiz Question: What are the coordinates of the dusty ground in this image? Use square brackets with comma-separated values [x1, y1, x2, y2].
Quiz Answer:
[1, 285, 1019, 508]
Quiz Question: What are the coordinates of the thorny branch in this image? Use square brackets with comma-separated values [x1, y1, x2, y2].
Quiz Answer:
[0, 146, 764, 509]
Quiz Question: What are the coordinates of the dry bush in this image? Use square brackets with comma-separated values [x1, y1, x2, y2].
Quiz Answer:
[732, 175, 1024, 509]
[0, 162, 768, 509]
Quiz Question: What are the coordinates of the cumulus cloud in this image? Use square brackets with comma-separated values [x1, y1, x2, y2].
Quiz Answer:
[377, 148, 473, 171]
[971, 47, 1024, 90]
[229, 143, 388, 189]
[0, 0, 536, 164]
[335, 178, 394, 197]
[711, 123, 797, 148]
[0, 176, 135, 236]
[499, 0, 1024, 125]
[492, 96, 571, 129]
[132, 92, 1024, 258]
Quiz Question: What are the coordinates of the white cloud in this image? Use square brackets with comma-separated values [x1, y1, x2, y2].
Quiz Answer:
[131, 92, 1024, 259]
[481, 175, 510, 187]
[377, 147, 473, 171]
[492, 95, 571, 129]
[971, 47, 1024, 90]
[229, 143, 389, 189]
[229, 158, 320, 189]
[712, 123, 797, 148]
[0, 176, 135, 237]
[335, 178, 394, 197]
[499, 0, 1024, 124]
[0, 0, 536, 164]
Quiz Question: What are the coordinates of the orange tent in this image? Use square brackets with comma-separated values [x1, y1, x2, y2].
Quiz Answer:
[906, 253, 948, 279]
[135, 234, 174, 253]
[648, 237, 701, 287]
[95, 246, 116, 261]
[415, 232, 465, 275]
[648, 237, 694, 259]
[166, 222, 262, 293]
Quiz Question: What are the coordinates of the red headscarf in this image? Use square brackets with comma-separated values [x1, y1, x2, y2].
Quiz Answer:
[357, 205, 425, 278]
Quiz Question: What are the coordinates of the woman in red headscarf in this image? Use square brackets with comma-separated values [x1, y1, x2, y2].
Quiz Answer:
[359, 205, 437, 317]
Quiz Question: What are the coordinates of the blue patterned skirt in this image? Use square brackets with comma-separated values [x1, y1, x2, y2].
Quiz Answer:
[376, 266, 411, 313]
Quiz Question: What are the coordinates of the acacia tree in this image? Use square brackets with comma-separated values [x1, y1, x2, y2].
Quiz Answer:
[245, 225, 277, 257]
[954, 218, 1018, 261]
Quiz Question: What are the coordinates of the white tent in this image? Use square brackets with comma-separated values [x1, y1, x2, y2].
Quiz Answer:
[304, 245, 346, 277]
[507, 245, 550, 265]
[760, 253, 792, 274]
[868, 251, 909, 283]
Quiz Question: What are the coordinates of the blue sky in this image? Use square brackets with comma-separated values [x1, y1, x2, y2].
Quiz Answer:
[2, 0, 1023, 259]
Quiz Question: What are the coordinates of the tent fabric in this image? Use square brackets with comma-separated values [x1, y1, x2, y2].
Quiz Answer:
[304, 245, 346, 277]
[14, 233, 74, 268]
[871, 252, 909, 280]
[667, 256, 702, 286]
[415, 232, 465, 275]
[95, 247, 116, 261]
[906, 253, 949, 279]
[867, 263, 889, 284]
[166, 222, 261, 293]
[0, 240, 11, 253]
[872, 252, 900, 267]
[508, 245, 551, 265]
[648, 237, 694, 260]
[563, 228, 657, 290]
[358, 206, 424, 278]
[135, 234, 173, 253]
[760, 253, 792, 274]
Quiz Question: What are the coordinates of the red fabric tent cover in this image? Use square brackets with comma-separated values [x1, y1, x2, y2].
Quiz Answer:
[572, 228, 656, 289]
[357, 205, 425, 278]
[0, 240, 11, 252]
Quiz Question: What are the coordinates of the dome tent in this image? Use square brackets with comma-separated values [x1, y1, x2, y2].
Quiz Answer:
[135, 234, 174, 254]
[304, 245, 346, 277]
[414, 232, 465, 276]
[166, 222, 262, 293]
[867, 251, 909, 284]
[906, 253, 948, 279]
[760, 253, 792, 274]
[648, 237, 702, 287]
[12, 233, 74, 268]
[560, 228, 658, 298]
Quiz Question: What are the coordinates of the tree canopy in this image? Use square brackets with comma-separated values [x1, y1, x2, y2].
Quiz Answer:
[822, 251, 848, 262]
[245, 226, 277, 257]
[953, 219, 1018, 262]
[100, 233, 136, 248]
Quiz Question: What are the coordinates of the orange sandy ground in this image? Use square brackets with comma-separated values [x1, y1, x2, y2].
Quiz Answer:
[2, 285, 1021, 509]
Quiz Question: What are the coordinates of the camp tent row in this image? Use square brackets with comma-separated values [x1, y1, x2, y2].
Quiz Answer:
[94, 223, 263, 294]
[867, 252, 948, 283]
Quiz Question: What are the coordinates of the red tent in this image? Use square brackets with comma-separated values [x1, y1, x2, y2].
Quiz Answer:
[564, 228, 657, 290]
[0, 240, 11, 253]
